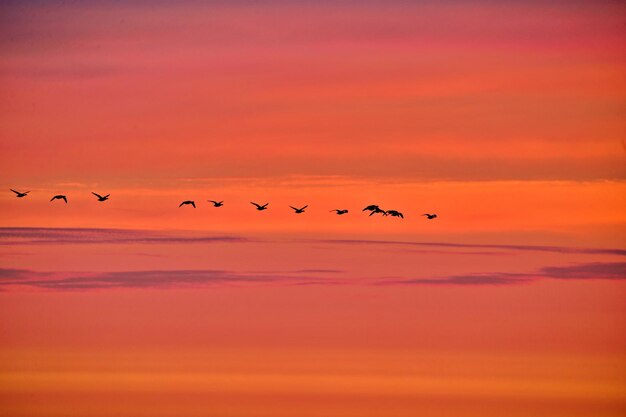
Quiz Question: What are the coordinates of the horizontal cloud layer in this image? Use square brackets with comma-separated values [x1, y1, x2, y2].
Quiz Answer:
[0, 262, 623, 291]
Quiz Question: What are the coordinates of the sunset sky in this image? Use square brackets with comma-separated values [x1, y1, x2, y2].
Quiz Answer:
[1, 1, 625, 416]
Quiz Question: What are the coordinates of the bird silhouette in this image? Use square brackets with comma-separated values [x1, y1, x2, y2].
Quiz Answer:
[10, 189, 29, 198]
[387, 210, 404, 218]
[251, 202, 269, 211]
[363, 204, 380, 212]
[208, 200, 224, 207]
[330, 209, 349, 215]
[290, 205, 308, 214]
[50, 195, 67, 203]
[369, 207, 387, 216]
[423, 213, 437, 219]
[92, 192, 110, 202]
[179, 200, 196, 208]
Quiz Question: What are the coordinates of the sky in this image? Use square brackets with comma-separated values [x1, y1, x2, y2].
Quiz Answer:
[1, 1, 625, 416]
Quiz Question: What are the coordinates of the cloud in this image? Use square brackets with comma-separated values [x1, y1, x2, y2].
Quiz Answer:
[386, 262, 626, 286]
[0, 262, 623, 291]
[0, 269, 325, 290]
[539, 262, 626, 280]
[319, 239, 626, 256]
[0, 228, 248, 245]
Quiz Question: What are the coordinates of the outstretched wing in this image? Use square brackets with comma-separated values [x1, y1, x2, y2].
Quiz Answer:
[61, 196, 67, 203]
[191, 202, 196, 208]
[399, 213, 404, 218]
[104, 194, 110, 199]
[261, 203, 269, 208]
[250, 202, 261, 208]
[289, 206, 298, 211]
[92, 192, 103, 199]
[209, 200, 217, 204]
[179, 202, 185, 207]
[50, 196, 56, 202]
[10, 189, 19, 195]
[300, 205, 308, 211]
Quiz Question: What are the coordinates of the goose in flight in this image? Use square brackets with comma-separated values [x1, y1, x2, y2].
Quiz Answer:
[369, 207, 387, 216]
[363, 204, 380, 212]
[92, 192, 110, 202]
[423, 213, 437, 219]
[290, 205, 308, 214]
[251, 202, 269, 211]
[10, 189, 29, 198]
[208, 200, 224, 207]
[330, 209, 349, 215]
[387, 210, 404, 218]
[179, 200, 196, 208]
[50, 195, 67, 203]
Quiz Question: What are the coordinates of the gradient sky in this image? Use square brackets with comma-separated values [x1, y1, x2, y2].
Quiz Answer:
[1, 1, 625, 416]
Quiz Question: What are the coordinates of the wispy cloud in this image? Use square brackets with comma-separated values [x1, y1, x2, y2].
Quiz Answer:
[0, 228, 248, 245]
[318, 239, 626, 256]
[0, 262, 623, 291]
[387, 262, 626, 286]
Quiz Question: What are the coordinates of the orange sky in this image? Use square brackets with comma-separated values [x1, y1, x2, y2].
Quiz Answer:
[1, 1, 625, 416]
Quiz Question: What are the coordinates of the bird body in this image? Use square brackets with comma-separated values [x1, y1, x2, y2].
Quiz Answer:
[179, 200, 196, 208]
[10, 189, 29, 198]
[50, 195, 67, 203]
[330, 209, 349, 215]
[208, 200, 224, 207]
[290, 205, 308, 214]
[387, 210, 404, 218]
[423, 213, 437, 219]
[251, 202, 269, 211]
[369, 207, 387, 216]
[92, 192, 110, 202]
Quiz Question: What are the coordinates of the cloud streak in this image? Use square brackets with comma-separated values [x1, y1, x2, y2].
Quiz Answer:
[319, 239, 626, 257]
[0, 228, 248, 245]
[0, 262, 623, 291]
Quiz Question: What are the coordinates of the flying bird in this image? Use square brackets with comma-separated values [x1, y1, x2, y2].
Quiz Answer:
[386, 210, 404, 218]
[208, 200, 224, 207]
[363, 204, 380, 212]
[251, 202, 269, 211]
[290, 205, 308, 214]
[369, 207, 387, 216]
[179, 200, 196, 208]
[50, 195, 67, 203]
[423, 213, 437, 219]
[92, 192, 110, 202]
[10, 189, 29, 198]
[330, 209, 349, 215]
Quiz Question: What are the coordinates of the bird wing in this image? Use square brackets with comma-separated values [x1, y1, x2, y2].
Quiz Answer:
[261, 203, 268, 208]
[399, 213, 404, 218]
[104, 194, 110, 198]
[10, 189, 19, 195]
[300, 205, 308, 210]
[208, 200, 217, 204]
[179, 202, 185, 207]
[289, 206, 298, 211]
[191, 202, 196, 208]
[92, 192, 103, 199]
[50, 196, 56, 201]
[62, 196, 67, 203]
[250, 202, 260, 208]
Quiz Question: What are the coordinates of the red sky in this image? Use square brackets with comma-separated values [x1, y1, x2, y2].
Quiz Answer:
[1, 1, 625, 416]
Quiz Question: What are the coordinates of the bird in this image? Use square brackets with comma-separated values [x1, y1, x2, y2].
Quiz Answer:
[369, 207, 387, 216]
[208, 200, 224, 207]
[423, 213, 437, 219]
[290, 205, 308, 214]
[50, 195, 67, 203]
[386, 210, 404, 218]
[92, 192, 110, 202]
[10, 189, 29, 198]
[179, 200, 196, 208]
[330, 209, 349, 215]
[363, 204, 380, 212]
[251, 202, 269, 211]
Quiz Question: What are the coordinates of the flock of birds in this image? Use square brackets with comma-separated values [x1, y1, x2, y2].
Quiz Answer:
[10, 189, 438, 220]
